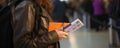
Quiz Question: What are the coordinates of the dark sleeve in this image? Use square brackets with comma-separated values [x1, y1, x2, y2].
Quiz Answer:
[35, 30, 59, 46]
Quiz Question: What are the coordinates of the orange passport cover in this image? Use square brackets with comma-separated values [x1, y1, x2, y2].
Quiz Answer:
[48, 22, 69, 32]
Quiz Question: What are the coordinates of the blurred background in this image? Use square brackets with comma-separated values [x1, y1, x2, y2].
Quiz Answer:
[0, 0, 120, 48]
[51, 0, 120, 48]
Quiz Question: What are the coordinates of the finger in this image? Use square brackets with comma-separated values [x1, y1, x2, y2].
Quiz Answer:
[63, 32, 68, 36]
[63, 35, 67, 39]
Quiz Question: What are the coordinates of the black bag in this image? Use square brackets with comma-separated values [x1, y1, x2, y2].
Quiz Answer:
[0, 6, 13, 48]
[0, 0, 23, 48]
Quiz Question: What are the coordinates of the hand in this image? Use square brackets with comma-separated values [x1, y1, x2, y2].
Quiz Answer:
[55, 30, 68, 40]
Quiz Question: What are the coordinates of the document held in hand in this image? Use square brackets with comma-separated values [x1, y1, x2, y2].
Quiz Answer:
[63, 18, 84, 32]
[48, 18, 84, 32]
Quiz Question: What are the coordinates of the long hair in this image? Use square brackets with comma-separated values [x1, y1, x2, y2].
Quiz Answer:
[36, 0, 53, 13]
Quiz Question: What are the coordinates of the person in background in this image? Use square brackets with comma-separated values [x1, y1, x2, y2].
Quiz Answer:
[81, 0, 93, 15]
[0, 0, 13, 48]
[108, 0, 120, 46]
[66, 0, 81, 22]
[13, 0, 68, 48]
[0, 0, 4, 9]
[0, 0, 7, 7]
[0, 0, 9, 13]
[0, 0, 9, 15]
[81, 0, 94, 28]
[51, 0, 69, 22]
[93, 0, 106, 31]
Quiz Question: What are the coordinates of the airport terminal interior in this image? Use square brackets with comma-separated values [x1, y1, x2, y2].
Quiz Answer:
[0, 0, 120, 48]
[60, 27, 109, 48]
